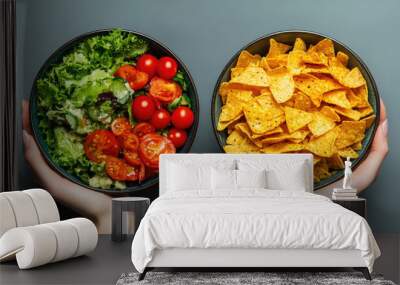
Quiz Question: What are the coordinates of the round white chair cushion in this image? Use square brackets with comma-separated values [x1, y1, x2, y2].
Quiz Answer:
[0, 189, 60, 237]
[0, 218, 98, 269]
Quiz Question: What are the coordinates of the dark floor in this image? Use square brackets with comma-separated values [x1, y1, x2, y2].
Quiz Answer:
[0, 235, 134, 285]
[1, 234, 399, 285]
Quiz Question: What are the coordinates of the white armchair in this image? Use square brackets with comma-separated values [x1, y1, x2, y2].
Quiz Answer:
[0, 189, 98, 269]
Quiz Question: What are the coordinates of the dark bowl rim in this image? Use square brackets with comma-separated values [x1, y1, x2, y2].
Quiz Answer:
[30, 28, 200, 194]
[211, 29, 380, 190]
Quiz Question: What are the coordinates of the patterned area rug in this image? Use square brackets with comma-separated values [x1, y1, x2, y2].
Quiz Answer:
[117, 272, 396, 285]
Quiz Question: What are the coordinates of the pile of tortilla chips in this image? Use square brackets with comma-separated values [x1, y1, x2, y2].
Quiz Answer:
[217, 37, 376, 182]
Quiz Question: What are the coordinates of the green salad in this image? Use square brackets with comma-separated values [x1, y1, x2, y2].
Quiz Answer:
[36, 29, 192, 190]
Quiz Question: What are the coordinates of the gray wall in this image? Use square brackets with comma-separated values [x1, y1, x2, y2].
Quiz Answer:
[16, 0, 400, 232]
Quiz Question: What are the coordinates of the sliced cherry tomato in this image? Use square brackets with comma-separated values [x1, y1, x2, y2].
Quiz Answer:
[124, 151, 141, 166]
[121, 131, 139, 152]
[150, 109, 170, 129]
[157, 56, 178, 80]
[84, 130, 120, 162]
[132, 95, 156, 121]
[138, 133, 176, 169]
[111, 117, 132, 137]
[128, 69, 149, 90]
[105, 157, 138, 181]
[133, 122, 156, 138]
[136, 54, 158, 78]
[167, 128, 188, 148]
[148, 77, 182, 104]
[114, 64, 136, 81]
[171, 106, 194, 129]
[124, 152, 146, 182]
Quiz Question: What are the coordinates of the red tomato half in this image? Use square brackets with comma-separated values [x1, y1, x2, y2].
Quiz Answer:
[133, 122, 156, 138]
[84, 130, 120, 162]
[121, 131, 140, 152]
[111, 117, 132, 137]
[150, 109, 170, 129]
[148, 77, 182, 104]
[127, 69, 149, 90]
[136, 54, 158, 78]
[105, 157, 138, 181]
[132, 95, 156, 121]
[114, 65, 136, 81]
[123, 151, 146, 182]
[157, 56, 178, 79]
[114, 65, 149, 90]
[171, 106, 194, 129]
[138, 133, 176, 169]
[167, 128, 188, 148]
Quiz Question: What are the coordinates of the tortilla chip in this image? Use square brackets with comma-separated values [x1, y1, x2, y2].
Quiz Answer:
[259, 129, 308, 145]
[307, 112, 336, 136]
[327, 153, 345, 169]
[284, 106, 313, 133]
[323, 89, 352, 109]
[338, 147, 359, 159]
[335, 121, 366, 149]
[268, 67, 295, 103]
[218, 90, 253, 122]
[224, 139, 259, 153]
[309, 38, 335, 57]
[332, 106, 361, 121]
[287, 50, 305, 75]
[293, 38, 306, 51]
[352, 142, 363, 151]
[251, 126, 284, 139]
[262, 142, 304, 154]
[292, 91, 315, 111]
[358, 104, 374, 118]
[336, 51, 349, 66]
[314, 158, 331, 182]
[362, 114, 376, 128]
[301, 65, 330, 75]
[267, 39, 291, 57]
[230, 67, 245, 78]
[294, 74, 342, 107]
[320, 105, 341, 122]
[346, 89, 362, 108]
[287, 129, 310, 142]
[343, 67, 366, 88]
[302, 51, 328, 66]
[234, 122, 263, 147]
[226, 129, 247, 145]
[313, 156, 322, 165]
[328, 57, 350, 83]
[243, 94, 285, 134]
[217, 114, 243, 131]
[236, 50, 261, 67]
[230, 66, 269, 88]
[353, 85, 369, 107]
[305, 128, 338, 157]
[262, 54, 288, 70]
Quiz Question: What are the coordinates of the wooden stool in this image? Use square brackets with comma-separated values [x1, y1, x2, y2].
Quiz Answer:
[111, 197, 150, 242]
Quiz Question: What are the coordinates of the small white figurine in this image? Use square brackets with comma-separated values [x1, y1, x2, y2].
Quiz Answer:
[343, 157, 353, 189]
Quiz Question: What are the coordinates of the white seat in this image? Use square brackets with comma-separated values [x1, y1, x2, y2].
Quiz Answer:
[0, 189, 98, 269]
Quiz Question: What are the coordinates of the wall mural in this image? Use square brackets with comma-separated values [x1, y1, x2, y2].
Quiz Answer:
[20, 30, 388, 235]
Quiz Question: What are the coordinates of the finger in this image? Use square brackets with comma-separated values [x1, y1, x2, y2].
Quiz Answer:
[22, 100, 33, 135]
[371, 119, 389, 154]
[379, 98, 387, 122]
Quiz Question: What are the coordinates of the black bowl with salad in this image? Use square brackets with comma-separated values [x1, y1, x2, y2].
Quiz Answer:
[30, 29, 199, 193]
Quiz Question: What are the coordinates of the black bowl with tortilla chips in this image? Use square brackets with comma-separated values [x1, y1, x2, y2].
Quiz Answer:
[211, 30, 380, 190]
